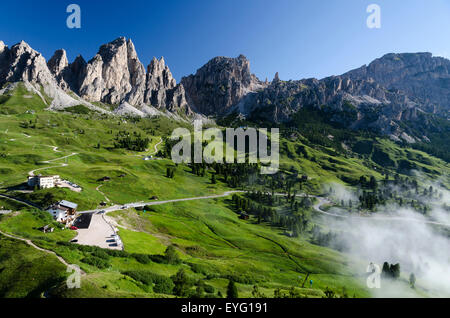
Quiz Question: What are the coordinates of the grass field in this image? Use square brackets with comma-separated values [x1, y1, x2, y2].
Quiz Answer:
[0, 83, 447, 298]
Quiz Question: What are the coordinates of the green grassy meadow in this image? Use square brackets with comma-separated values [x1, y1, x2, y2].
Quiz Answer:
[0, 84, 447, 298]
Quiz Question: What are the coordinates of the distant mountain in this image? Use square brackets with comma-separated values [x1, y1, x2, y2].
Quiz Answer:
[344, 53, 450, 116]
[0, 37, 192, 118]
[181, 52, 449, 144]
[180, 55, 267, 115]
[0, 37, 449, 145]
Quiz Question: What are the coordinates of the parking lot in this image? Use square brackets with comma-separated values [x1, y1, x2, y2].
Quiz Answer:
[73, 212, 122, 250]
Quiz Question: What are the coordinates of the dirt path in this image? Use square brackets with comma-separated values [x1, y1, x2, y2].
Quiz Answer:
[149, 137, 163, 156]
[96, 184, 110, 203]
[0, 229, 85, 274]
[28, 152, 78, 176]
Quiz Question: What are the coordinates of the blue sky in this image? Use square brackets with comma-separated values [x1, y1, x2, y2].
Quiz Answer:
[0, 0, 449, 82]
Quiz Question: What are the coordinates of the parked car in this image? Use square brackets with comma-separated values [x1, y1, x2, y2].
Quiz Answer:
[70, 226, 78, 230]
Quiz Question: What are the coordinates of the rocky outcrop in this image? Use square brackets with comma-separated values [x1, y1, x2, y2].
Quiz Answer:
[1, 38, 448, 134]
[1, 41, 55, 86]
[345, 53, 450, 115]
[144, 57, 176, 107]
[236, 73, 424, 139]
[48, 49, 70, 90]
[0, 37, 193, 117]
[181, 55, 266, 115]
[143, 57, 191, 114]
[78, 37, 140, 105]
[62, 37, 191, 115]
[0, 41, 108, 112]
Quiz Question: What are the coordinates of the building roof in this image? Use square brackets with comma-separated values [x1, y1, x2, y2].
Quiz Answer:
[59, 200, 78, 209]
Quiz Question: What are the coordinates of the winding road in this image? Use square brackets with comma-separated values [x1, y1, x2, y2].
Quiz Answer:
[28, 150, 78, 177]
[78, 191, 245, 215]
[310, 196, 450, 227]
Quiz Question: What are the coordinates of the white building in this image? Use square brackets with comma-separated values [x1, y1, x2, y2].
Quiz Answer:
[46, 200, 78, 224]
[47, 208, 67, 222]
[28, 175, 61, 189]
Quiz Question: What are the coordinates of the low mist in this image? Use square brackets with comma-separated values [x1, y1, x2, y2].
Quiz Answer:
[322, 181, 450, 297]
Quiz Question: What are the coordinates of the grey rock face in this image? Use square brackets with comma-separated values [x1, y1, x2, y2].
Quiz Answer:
[2, 41, 55, 86]
[68, 55, 87, 91]
[143, 56, 191, 114]
[345, 53, 450, 115]
[48, 49, 70, 90]
[0, 40, 104, 111]
[181, 55, 266, 115]
[74, 37, 191, 114]
[144, 57, 176, 107]
[78, 37, 136, 104]
[238, 73, 423, 138]
[0, 37, 192, 116]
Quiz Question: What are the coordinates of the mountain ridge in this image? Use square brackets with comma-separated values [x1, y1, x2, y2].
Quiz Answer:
[0, 37, 449, 145]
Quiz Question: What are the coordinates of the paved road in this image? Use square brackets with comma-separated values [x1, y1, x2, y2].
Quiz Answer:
[78, 191, 245, 214]
[0, 193, 42, 210]
[310, 196, 450, 227]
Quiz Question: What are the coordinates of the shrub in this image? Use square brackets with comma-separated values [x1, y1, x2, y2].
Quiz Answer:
[164, 245, 181, 265]
[106, 249, 130, 258]
[123, 270, 174, 294]
[92, 249, 110, 260]
[81, 256, 110, 269]
[132, 253, 152, 264]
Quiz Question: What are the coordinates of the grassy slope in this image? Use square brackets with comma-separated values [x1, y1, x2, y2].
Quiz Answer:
[0, 234, 67, 298]
[0, 84, 447, 298]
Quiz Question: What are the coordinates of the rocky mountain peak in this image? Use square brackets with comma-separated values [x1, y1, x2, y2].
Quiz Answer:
[77, 37, 141, 104]
[147, 57, 176, 90]
[345, 52, 450, 115]
[71, 55, 87, 70]
[273, 72, 280, 83]
[144, 56, 184, 110]
[181, 54, 264, 115]
[48, 49, 69, 76]
[0, 40, 100, 111]
[0, 41, 6, 53]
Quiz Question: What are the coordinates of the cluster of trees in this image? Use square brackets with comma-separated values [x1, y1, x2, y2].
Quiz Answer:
[166, 167, 176, 178]
[310, 225, 345, 251]
[114, 131, 150, 151]
[232, 193, 276, 224]
[359, 175, 378, 190]
[231, 193, 311, 237]
[355, 173, 442, 213]
[382, 262, 401, 279]
[358, 191, 380, 210]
